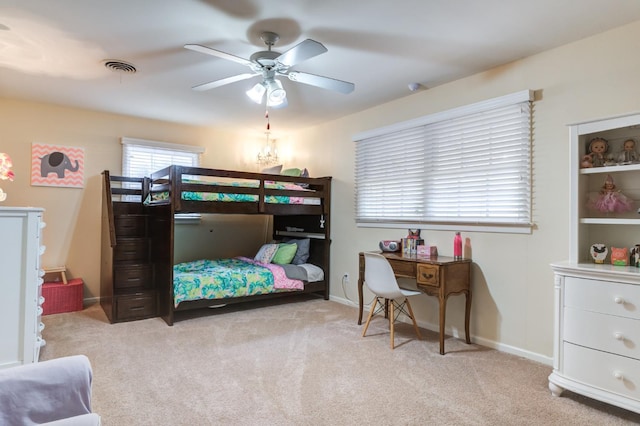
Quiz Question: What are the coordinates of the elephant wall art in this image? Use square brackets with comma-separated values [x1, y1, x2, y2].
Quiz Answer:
[31, 143, 84, 188]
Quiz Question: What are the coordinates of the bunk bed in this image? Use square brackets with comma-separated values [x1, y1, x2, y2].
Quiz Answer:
[100, 166, 331, 326]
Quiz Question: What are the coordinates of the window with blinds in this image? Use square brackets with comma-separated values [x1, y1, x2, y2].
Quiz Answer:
[354, 90, 533, 233]
[121, 138, 204, 219]
[121, 137, 203, 179]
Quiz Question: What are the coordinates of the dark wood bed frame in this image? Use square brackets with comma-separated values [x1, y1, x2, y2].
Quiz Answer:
[100, 166, 332, 326]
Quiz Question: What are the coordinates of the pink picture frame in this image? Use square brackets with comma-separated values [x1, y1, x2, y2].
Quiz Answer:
[31, 143, 84, 188]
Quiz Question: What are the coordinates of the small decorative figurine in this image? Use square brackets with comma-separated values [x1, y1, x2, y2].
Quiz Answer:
[631, 245, 640, 267]
[587, 174, 634, 213]
[618, 139, 638, 165]
[590, 244, 608, 264]
[582, 137, 609, 168]
[610, 247, 629, 266]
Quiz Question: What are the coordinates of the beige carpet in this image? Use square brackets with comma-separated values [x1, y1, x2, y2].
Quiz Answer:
[40, 296, 640, 426]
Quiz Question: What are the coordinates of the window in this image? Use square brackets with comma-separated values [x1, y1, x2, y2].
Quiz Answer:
[121, 137, 203, 179]
[354, 90, 533, 233]
[121, 137, 204, 220]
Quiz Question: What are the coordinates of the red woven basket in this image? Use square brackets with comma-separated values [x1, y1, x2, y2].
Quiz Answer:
[42, 279, 84, 315]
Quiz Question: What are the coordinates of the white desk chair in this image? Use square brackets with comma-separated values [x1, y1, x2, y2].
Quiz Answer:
[361, 252, 423, 349]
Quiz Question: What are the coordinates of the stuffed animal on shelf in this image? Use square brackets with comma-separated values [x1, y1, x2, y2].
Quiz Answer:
[587, 174, 634, 213]
[590, 244, 608, 264]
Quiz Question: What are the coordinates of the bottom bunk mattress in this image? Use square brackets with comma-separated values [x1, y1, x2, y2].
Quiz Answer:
[173, 257, 323, 307]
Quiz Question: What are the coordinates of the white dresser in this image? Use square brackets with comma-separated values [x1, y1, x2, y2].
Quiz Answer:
[0, 207, 46, 369]
[549, 264, 640, 414]
[550, 113, 640, 413]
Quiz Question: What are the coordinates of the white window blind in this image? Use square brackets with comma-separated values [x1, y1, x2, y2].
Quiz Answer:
[121, 138, 204, 220]
[121, 137, 203, 179]
[354, 90, 533, 232]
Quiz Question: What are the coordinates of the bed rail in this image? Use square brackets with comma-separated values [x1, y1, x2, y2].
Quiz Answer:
[147, 165, 330, 215]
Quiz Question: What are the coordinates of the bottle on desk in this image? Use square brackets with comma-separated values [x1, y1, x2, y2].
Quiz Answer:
[453, 232, 462, 260]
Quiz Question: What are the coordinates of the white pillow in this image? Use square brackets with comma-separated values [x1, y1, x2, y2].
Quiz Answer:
[299, 263, 324, 282]
[261, 164, 283, 174]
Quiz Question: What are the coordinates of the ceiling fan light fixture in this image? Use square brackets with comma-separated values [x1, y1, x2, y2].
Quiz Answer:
[266, 79, 286, 105]
[246, 83, 266, 104]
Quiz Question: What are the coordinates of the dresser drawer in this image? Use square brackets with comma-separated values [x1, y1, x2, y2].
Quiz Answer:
[114, 215, 146, 237]
[563, 342, 640, 402]
[416, 264, 439, 287]
[114, 238, 148, 262]
[114, 265, 151, 290]
[116, 293, 156, 321]
[564, 277, 640, 320]
[564, 306, 640, 360]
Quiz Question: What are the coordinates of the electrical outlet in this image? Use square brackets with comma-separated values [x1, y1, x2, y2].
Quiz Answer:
[343, 273, 349, 283]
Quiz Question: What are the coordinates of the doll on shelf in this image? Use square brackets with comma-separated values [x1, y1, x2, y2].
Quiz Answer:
[581, 137, 609, 168]
[618, 138, 638, 165]
[587, 174, 634, 213]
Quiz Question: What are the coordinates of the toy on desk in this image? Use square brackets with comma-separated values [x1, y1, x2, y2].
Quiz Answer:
[590, 244, 608, 264]
[379, 240, 401, 252]
[587, 174, 634, 213]
[618, 139, 638, 165]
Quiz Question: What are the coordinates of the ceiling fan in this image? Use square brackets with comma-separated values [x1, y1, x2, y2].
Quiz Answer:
[184, 31, 355, 108]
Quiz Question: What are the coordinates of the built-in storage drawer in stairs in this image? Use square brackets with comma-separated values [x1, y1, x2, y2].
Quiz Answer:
[116, 292, 157, 321]
[114, 238, 149, 263]
[101, 170, 159, 323]
[114, 215, 147, 237]
[114, 265, 152, 290]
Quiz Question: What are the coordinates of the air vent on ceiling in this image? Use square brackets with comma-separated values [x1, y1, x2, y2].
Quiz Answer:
[103, 60, 137, 74]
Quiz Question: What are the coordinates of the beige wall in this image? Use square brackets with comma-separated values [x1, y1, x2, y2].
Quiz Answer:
[2, 19, 640, 363]
[295, 19, 640, 362]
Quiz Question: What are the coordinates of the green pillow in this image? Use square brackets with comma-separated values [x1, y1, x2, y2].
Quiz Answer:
[271, 243, 297, 264]
[281, 168, 302, 177]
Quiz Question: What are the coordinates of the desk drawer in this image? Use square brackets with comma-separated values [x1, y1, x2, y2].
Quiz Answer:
[416, 264, 439, 287]
[387, 259, 415, 278]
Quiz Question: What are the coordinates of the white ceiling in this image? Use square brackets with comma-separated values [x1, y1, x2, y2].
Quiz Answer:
[2, 1, 640, 133]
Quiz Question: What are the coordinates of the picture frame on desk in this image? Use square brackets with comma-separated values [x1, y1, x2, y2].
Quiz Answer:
[417, 244, 438, 258]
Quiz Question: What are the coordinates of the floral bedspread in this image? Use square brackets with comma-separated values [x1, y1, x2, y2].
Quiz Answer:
[151, 181, 317, 204]
[173, 257, 303, 307]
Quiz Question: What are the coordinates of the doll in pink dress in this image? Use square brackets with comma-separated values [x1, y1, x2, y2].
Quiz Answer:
[588, 174, 634, 213]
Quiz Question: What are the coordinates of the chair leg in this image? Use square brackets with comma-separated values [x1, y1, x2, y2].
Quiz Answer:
[389, 299, 395, 349]
[405, 298, 422, 340]
[362, 297, 380, 337]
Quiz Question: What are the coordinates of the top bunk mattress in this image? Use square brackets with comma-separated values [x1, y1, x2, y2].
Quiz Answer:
[149, 179, 321, 205]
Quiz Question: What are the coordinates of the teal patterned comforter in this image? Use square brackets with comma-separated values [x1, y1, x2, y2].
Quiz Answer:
[151, 181, 318, 204]
[173, 258, 297, 307]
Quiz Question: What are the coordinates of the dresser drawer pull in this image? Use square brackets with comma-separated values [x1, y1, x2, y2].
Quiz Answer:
[421, 273, 434, 279]
[614, 297, 625, 305]
[614, 371, 625, 381]
[614, 332, 625, 341]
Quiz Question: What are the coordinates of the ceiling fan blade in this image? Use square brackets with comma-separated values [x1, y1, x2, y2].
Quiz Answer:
[184, 44, 252, 67]
[192, 73, 257, 91]
[276, 39, 328, 67]
[287, 71, 355, 94]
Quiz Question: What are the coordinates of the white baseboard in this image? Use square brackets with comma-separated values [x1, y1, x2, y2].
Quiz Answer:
[329, 295, 552, 366]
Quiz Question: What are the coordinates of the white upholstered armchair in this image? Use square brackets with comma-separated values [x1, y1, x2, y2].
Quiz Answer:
[0, 355, 100, 426]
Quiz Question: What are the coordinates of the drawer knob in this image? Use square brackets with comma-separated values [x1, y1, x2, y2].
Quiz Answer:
[614, 332, 625, 341]
[614, 297, 625, 305]
[422, 273, 434, 279]
[614, 371, 624, 381]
